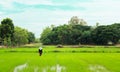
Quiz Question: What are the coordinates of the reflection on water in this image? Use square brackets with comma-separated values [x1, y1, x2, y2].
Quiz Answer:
[42, 64, 66, 72]
[51, 64, 66, 72]
[34, 67, 39, 72]
[89, 64, 110, 72]
[14, 63, 27, 72]
[13, 63, 66, 72]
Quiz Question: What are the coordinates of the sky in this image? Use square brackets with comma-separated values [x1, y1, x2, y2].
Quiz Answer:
[0, 0, 120, 38]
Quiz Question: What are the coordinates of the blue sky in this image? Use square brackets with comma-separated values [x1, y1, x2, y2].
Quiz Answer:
[0, 0, 120, 37]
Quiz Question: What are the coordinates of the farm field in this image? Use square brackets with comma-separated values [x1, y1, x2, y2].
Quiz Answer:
[0, 46, 120, 72]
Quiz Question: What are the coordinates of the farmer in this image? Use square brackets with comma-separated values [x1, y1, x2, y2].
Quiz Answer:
[39, 47, 43, 56]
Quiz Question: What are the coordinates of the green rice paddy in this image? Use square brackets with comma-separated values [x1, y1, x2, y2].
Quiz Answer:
[0, 46, 120, 72]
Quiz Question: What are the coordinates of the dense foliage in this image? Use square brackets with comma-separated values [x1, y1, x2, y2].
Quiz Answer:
[92, 25, 120, 45]
[0, 18, 14, 46]
[1, 17, 120, 46]
[0, 18, 35, 47]
[40, 17, 120, 45]
[40, 24, 92, 45]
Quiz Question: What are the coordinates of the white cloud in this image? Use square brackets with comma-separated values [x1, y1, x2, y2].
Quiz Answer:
[14, 0, 53, 5]
[0, 0, 54, 9]
[70, 0, 120, 25]
[0, 0, 13, 8]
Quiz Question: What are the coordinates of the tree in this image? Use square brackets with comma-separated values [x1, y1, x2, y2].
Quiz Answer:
[68, 16, 79, 25]
[70, 29, 81, 44]
[72, 25, 91, 31]
[70, 25, 91, 44]
[68, 16, 87, 26]
[40, 26, 52, 44]
[55, 25, 73, 44]
[40, 24, 92, 45]
[92, 25, 120, 45]
[80, 31, 93, 44]
[28, 32, 35, 44]
[35, 38, 40, 43]
[39, 16, 119, 45]
[79, 19, 87, 26]
[0, 18, 14, 46]
[96, 22, 99, 27]
[3, 37, 11, 47]
[0, 25, 2, 45]
[111, 23, 120, 38]
[14, 26, 28, 46]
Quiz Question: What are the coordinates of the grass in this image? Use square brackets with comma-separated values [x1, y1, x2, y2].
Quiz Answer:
[0, 46, 120, 72]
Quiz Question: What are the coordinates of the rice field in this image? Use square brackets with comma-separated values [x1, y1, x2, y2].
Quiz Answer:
[0, 46, 120, 72]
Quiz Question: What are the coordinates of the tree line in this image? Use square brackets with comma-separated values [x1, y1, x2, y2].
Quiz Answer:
[0, 18, 35, 47]
[40, 16, 120, 45]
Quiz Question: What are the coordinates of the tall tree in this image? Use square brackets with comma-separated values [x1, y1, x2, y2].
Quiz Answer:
[1, 18, 14, 46]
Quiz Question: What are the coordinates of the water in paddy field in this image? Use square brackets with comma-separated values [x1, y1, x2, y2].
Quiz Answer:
[41, 64, 66, 72]
[14, 63, 27, 72]
[13, 63, 66, 72]
[50, 64, 66, 72]
[89, 64, 110, 72]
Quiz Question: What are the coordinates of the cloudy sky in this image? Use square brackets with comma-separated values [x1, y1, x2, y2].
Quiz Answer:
[0, 0, 120, 37]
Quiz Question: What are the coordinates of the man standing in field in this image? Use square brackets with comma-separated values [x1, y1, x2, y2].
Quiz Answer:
[39, 47, 43, 56]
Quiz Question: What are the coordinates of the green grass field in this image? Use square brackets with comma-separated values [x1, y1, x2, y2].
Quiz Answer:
[0, 46, 120, 72]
